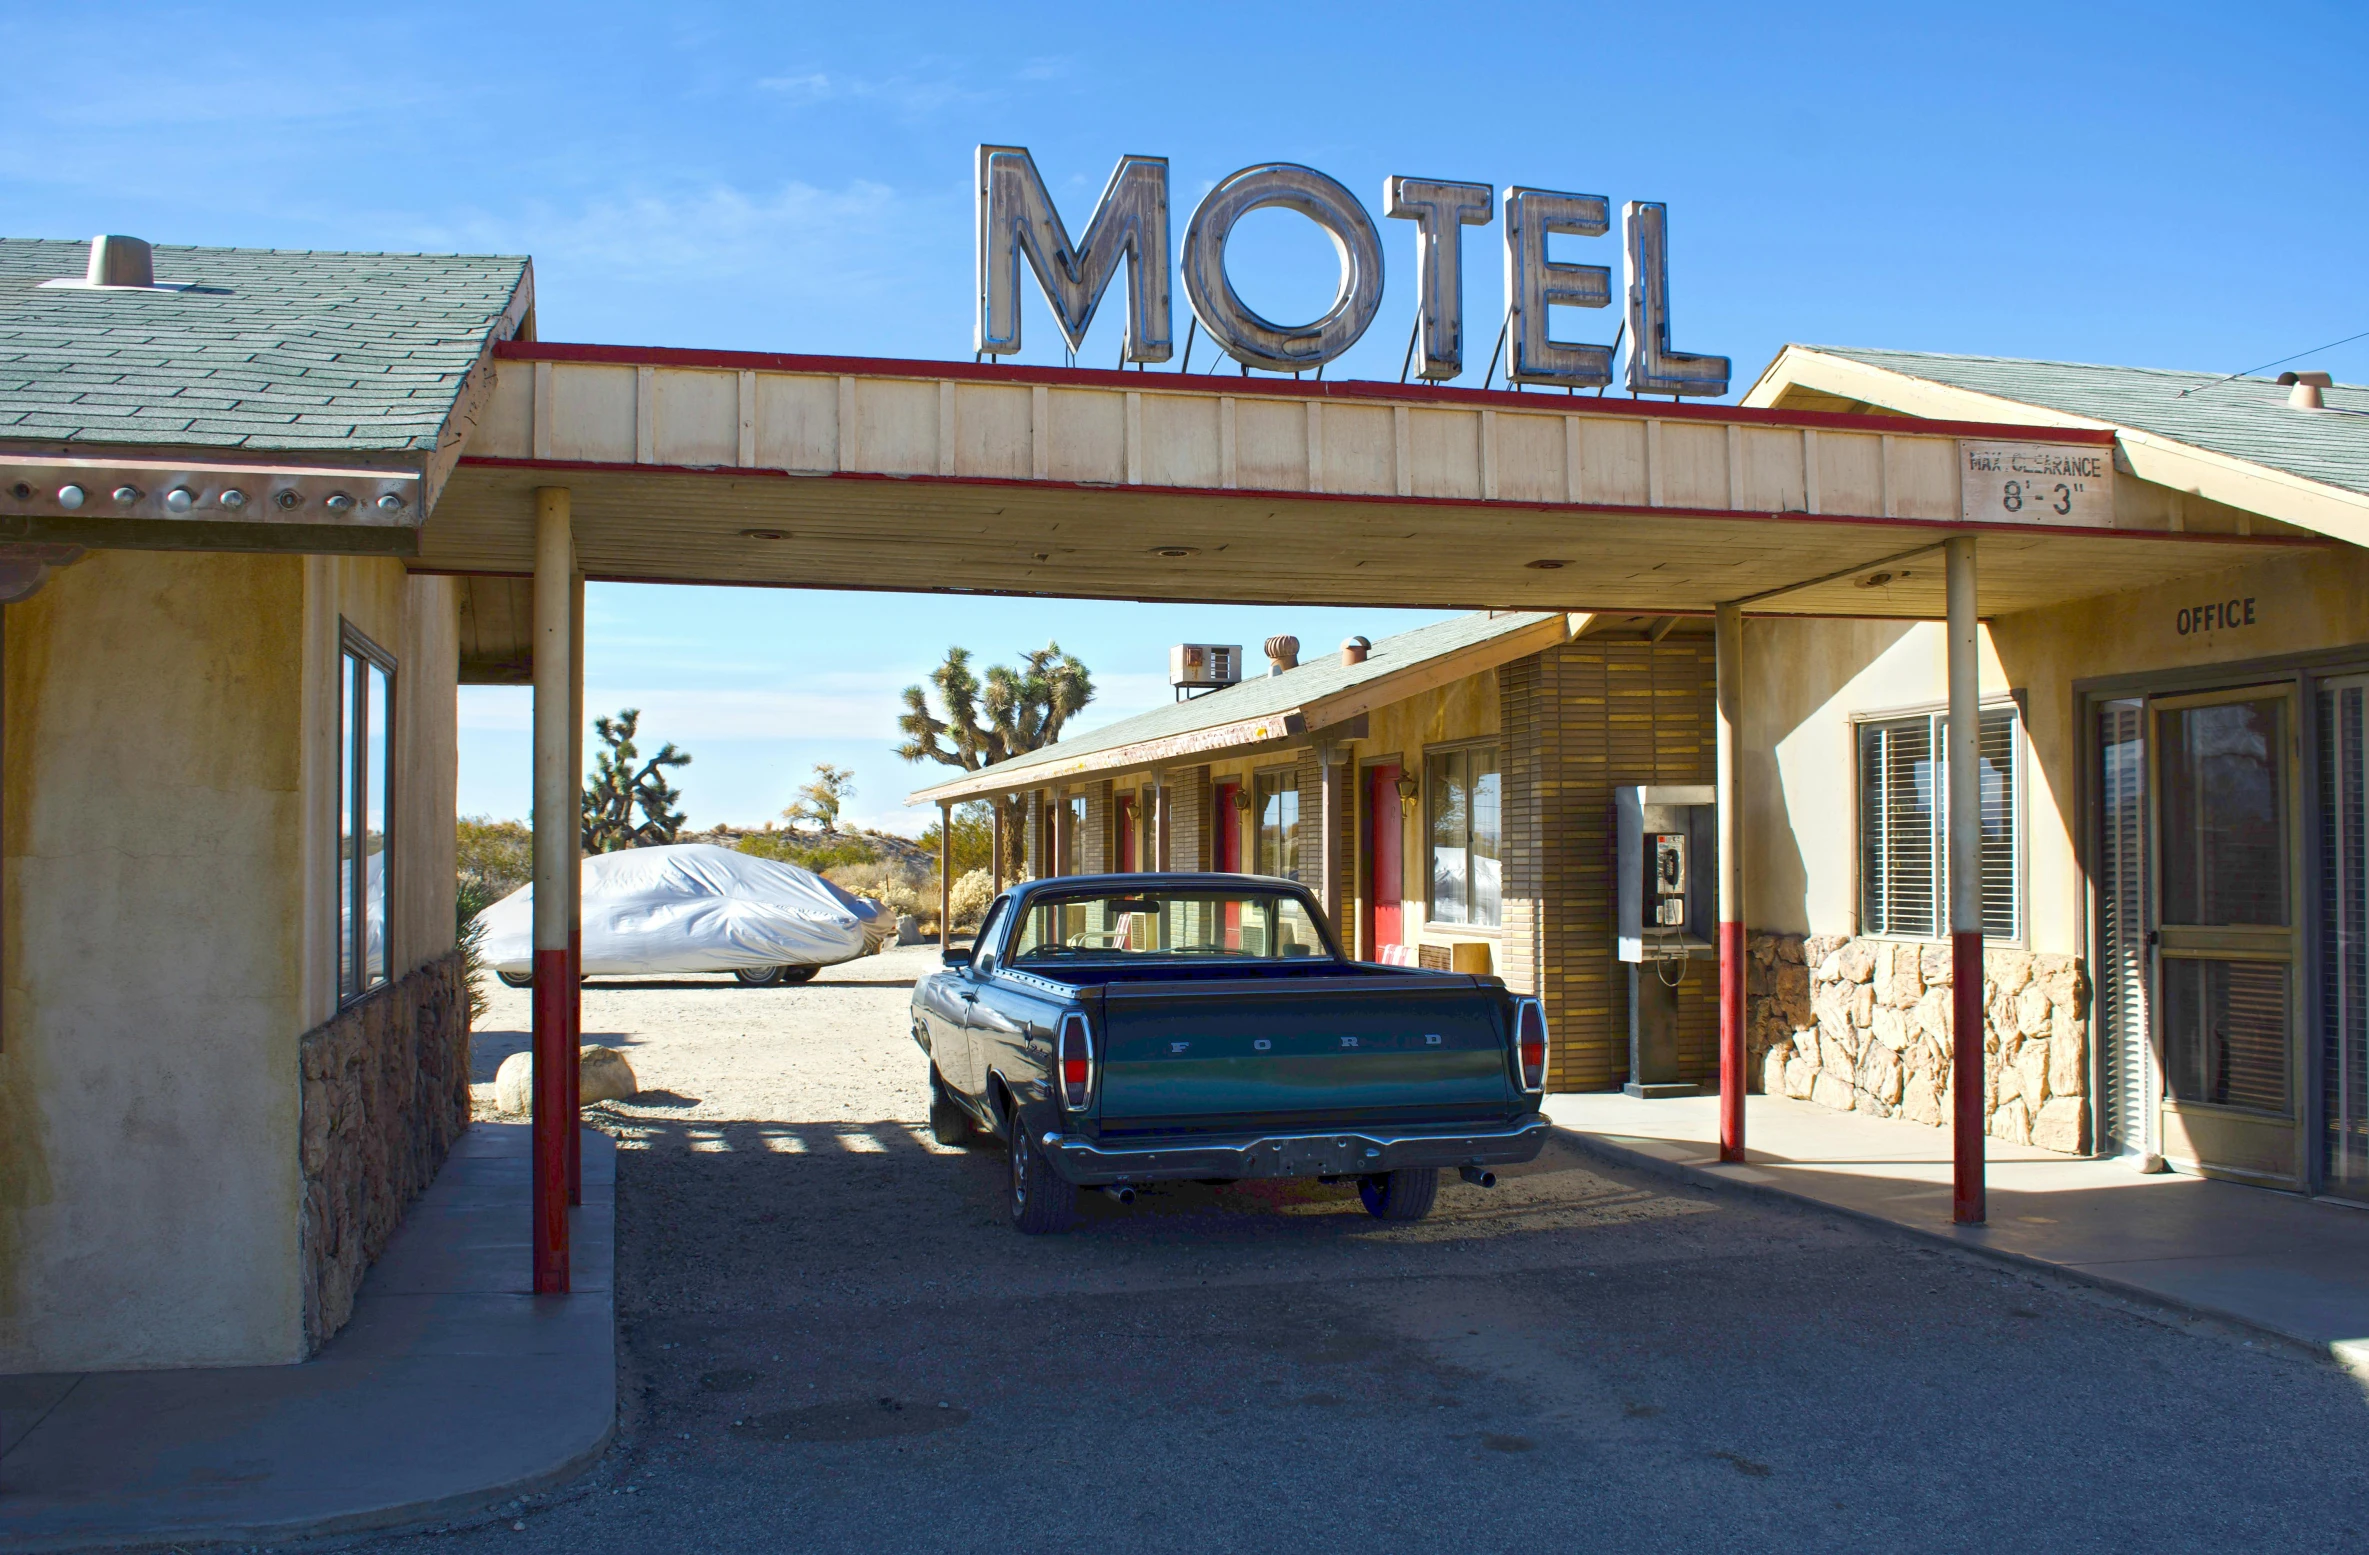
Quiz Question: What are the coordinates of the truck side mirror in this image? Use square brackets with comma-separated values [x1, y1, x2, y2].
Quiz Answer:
[942, 946, 973, 969]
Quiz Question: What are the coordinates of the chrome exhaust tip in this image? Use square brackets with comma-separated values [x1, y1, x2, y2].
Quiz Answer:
[1459, 1167, 1498, 1188]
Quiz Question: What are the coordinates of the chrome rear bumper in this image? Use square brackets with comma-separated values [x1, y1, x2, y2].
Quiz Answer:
[1041, 1117, 1550, 1185]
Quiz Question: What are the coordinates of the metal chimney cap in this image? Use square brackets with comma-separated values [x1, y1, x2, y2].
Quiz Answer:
[1263, 634, 1300, 675]
[2278, 370, 2332, 410]
[38, 235, 191, 293]
[87, 235, 154, 288]
[1340, 635, 1371, 666]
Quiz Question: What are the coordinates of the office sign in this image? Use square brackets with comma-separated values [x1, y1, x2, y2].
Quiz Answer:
[1958, 441, 2114, 527]
[975, 145, 1729, 395]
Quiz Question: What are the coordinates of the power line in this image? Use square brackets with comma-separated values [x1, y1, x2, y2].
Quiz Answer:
[2177, 327, 2369, 397]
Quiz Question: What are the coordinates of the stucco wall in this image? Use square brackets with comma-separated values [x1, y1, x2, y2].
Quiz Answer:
[1, 550, 311, 1370]
[0, 551, 461, 1372]
[1741, 541, 2369, 957]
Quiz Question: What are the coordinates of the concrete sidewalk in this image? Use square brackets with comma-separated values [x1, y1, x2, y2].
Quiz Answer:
[1547, 1091, 2369, 1370]
[0, 1123, 615, 1551]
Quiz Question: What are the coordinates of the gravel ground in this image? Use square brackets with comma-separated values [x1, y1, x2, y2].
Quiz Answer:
[358, 942, 2369, 1555]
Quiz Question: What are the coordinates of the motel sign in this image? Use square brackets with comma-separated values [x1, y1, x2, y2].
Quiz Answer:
[975, 146, 1731, 396]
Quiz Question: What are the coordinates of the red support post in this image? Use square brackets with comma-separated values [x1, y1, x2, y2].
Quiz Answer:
[1714, 600, 1746, 1163]
[1945, 536, 1985, 1224]
[1953, 929, 1986, 1223]
[532, 948, 572, 1292]
[567, 929, 582, 1206]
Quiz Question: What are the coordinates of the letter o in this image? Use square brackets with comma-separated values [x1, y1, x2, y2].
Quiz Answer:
[2177, 608, 2191, 634]
[1182, 163, 1385, 374]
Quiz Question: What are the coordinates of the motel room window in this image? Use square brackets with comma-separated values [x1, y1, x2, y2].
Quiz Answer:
[1255, 770, 1299, 880]
[1426, 742, 1501, 927]
[339, 624, 396, 1003]
[1856, 705, 2022, 941]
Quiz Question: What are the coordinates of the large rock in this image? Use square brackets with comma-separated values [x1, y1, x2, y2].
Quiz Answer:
[1793, 1026, 1821, 1072]
[1919, 943, 1954, 988]
[1871, 1005, 1909, 1052]
[1859, 1042, 1904, 1107]
[2015, 1039, 2052, 1113]
[1774, 961, 1813, 1025]
[1990, 1095, 2032, 1145]
[1760, 1042, 1793, 1096]
[493, 1045, 640, 1115]
[1986, 949, 2033, 996]
[1913, 989, 1953, 1044]
[1783, 1057, 1818, 1100]
[2031, 1097, 2089, 1154]
[1851, 981, 1877, 1027]
[1837, 941, 1877, 984]
[1901, 1072, 1943, 1126]
[581, 1046, 640, 1103]
[1810, 1072, 1858, 1113]
[494, 1051, 533, 1116]
[2050, 1024, 2087, 1098]
[1880, 942, 1923, 1006]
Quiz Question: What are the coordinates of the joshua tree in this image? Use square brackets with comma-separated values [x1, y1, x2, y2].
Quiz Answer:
[898, 643, 1093, 880]
[785, 762, 856, 833]
[581, 708, 692, 852]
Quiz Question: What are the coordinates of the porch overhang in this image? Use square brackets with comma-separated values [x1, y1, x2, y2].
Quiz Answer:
[418, 345, 2315, 622]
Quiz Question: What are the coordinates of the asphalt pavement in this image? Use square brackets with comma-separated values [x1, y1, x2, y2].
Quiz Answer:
[341, 945, 2369, 1555]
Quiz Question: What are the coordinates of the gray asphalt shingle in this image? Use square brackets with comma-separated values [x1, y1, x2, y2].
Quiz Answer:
[1806, 346, 2369, 501]
[0, 238, 528, 455]
[912, 611, 1556, 800]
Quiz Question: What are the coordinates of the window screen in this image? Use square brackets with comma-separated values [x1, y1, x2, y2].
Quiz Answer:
[1857, 706, 2020, 941]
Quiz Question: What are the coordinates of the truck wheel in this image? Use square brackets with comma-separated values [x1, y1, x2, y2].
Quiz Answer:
[495, 971, 532, 989]
[776, 964, 820, 985]
[1006, 1105, 1076, 1235]
[1358, 1168, 1439, 1222]
[927, 1066, 976, 1148]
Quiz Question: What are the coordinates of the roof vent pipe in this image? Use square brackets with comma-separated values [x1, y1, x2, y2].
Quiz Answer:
[85, 235, 155, 289]
[2278, 370, 2332, 411]
[1340, 635, 1371, 666]
[1264, 635, 1299, 675]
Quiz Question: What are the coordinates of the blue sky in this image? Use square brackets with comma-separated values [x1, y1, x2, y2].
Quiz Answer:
[7, 2, 2364, 832]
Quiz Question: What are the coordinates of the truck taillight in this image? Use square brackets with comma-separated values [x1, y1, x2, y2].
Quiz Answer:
[1058, 1010, 1094, 1111]
[1515, 998, 1547, 1093]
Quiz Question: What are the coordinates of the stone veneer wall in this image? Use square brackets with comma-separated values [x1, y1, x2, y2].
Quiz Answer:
[1745, 933, 2091, 1155]
[298, 949, 472, 1352]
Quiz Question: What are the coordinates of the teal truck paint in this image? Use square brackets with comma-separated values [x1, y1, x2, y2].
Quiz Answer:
[911, 873, 1550, 1235]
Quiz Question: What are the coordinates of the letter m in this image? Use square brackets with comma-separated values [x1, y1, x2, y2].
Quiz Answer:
[976, 145, 1172, 363]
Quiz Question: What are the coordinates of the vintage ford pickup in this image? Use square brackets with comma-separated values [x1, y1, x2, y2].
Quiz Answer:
[911, 873, 1550, 1233]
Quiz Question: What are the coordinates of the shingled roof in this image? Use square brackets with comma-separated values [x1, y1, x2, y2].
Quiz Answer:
[908, 610, 1574, 804]
[0, 238, 532, 459]
[1786, 345, 2369, 502]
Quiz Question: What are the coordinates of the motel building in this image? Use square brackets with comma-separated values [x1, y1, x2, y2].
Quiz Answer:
[1, 217, 2366, 1376]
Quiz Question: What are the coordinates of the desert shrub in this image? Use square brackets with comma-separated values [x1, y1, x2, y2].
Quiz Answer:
[947, 868, 994, 928]
[735, 828, 879, 873]
[457, 816, 532, 905]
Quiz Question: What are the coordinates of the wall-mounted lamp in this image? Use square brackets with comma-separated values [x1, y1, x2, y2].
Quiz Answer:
[1395, 773, 1420, 813]
[1231, 787, 1254, 811]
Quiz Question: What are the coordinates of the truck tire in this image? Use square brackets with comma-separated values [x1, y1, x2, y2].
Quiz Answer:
[927, 1066, 976, 1148]
[1358, 1168, 1439, 1222]
[1006, 1105, 1077, 1234]
[496, 970, 532, 989]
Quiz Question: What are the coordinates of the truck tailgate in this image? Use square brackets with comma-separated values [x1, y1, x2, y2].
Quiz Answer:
[1093, 975, 1514, 1132]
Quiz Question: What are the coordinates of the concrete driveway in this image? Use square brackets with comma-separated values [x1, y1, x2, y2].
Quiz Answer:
[370, 943, 2369, 1554]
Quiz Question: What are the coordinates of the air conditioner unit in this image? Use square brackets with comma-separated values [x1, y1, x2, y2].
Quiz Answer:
[1169, 643, 1242, 697]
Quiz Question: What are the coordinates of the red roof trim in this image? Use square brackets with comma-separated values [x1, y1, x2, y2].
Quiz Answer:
[452, 454, 2301, 546]
[490, 341, 2121, 446]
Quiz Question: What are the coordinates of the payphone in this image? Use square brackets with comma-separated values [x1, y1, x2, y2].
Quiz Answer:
[1613, 785, 1715, 1098]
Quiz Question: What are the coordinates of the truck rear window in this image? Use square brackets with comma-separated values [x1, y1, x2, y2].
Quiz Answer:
[1008, 888, 1335, 963]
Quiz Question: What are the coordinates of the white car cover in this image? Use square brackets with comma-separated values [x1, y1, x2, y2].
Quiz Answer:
[476, 843, 876, 977]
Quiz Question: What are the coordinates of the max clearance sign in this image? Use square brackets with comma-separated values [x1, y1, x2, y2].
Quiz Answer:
[973, 146, 1729, 395]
